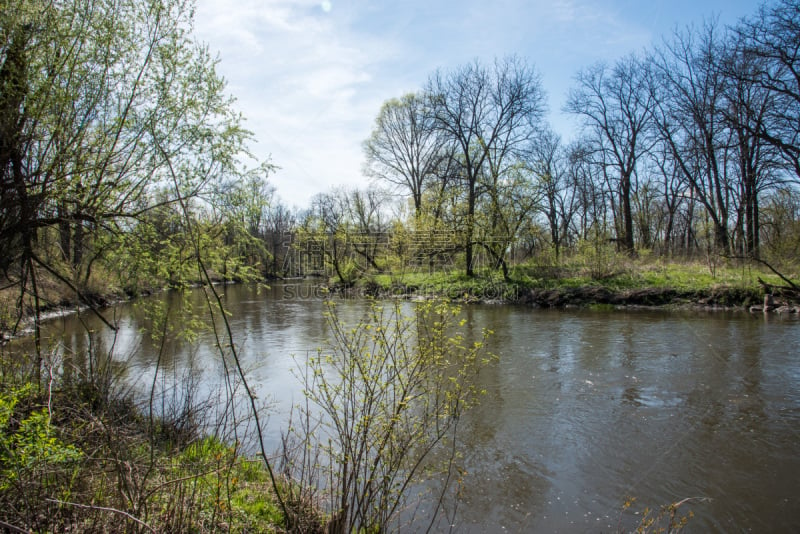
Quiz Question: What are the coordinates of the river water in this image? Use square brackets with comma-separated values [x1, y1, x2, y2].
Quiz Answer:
[10, 282, 800, 532]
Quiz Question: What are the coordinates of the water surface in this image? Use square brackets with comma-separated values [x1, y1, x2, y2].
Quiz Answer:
[13, 282, 800, 532]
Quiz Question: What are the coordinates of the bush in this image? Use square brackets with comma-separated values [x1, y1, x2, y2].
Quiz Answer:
[282, 298, 495, 533]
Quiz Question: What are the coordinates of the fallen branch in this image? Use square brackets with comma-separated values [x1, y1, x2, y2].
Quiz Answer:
[756, 260, 799, 291]
[727, 255, 799, 298]
[757, 277, 799, 297]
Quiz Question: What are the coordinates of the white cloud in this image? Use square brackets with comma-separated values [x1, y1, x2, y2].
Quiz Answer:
[192, 0, 761, 208]
[194, 0, 399, 208]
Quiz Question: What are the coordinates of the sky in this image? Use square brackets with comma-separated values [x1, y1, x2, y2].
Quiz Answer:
[193, 0, 764, 210]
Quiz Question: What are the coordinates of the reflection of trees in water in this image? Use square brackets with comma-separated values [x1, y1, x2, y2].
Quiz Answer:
[6, 285, 799, 531]
[622, 385, 642, 407]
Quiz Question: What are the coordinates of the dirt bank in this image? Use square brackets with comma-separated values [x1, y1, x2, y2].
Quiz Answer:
[518, 285, 764, 310]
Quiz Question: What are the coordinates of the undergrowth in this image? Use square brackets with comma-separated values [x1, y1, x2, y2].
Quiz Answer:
[0, 362, 284, 533]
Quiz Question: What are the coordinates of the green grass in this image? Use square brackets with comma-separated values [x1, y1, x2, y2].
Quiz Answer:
[0, 376, 286, 532]
[361, 258, 797, 306]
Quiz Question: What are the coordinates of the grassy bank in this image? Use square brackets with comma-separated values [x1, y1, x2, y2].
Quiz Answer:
[358, 259, 799, 309]
[4, 259, 797, 339]
[0, 374, 285, 532]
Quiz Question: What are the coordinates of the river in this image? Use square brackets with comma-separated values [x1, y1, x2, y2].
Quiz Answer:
[10, 282, 800, 532]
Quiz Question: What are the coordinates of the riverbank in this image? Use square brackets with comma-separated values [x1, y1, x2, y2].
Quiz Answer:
[353, 260, 800, 312]
[0, 271, 235, 342]
[0, 370, 285, 531]
[3, 260, 799, 343]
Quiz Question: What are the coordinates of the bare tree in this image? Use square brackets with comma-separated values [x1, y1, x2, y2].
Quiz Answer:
[346, 186, 390, 272]
[650, 141, 691, 256]
[566, 141, 608, 242]
[566, 55, 656, 255]
[427, 56, 546, 276]
[363, 93, 451, 218]
[651, 21, 735, 255]
[307, 189, 351, 283]
[737, 0, 800, 180]
[721, 30, 784, 260]
[529, 128, 579, 260]
[263, 199, 296, 277]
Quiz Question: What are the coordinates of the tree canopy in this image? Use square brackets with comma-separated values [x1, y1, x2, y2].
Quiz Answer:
[1, 0, 251, 315]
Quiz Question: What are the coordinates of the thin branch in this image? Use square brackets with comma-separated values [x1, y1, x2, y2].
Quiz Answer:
[153, 133, 290, 523]
[0, 520, 29, 533]
[28, 252, 118, 331]
[45, 499, 156, 533]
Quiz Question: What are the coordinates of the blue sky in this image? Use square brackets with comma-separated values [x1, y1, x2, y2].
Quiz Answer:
[194, 0, 763, 209]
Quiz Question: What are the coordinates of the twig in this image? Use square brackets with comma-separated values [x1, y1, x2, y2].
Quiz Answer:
[45, 499, 155, 533]
[46, 356, 55, 421]
[671, 496, 711, 508]
[29, 251, 119, 331]
[0, 519, 28, 533]
[144, 466, 226, 500]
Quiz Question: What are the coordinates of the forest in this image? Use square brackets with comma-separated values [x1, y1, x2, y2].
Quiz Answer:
[1, 1, 799, 311]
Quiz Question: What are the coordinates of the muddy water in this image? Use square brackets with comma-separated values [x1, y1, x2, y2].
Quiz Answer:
[12, 282, 800, 532]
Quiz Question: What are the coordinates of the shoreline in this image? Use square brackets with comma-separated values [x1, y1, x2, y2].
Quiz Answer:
[4, 279, 797, 344]
[331, 279, 800, 313]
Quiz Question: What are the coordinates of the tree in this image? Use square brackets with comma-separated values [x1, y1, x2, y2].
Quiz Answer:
[345, 186, 390, 273]
[363, 93, 451, 218]
[305, 189, 349, 283]
[721, 30, 782, 260]
[738, 0, 800, 180]
[566, 55, 656, 255]
[0, 0, 251, 375]
[650, 142, 691, 256]
[529, 128, 578, 261]
[651, 22, 734, 255]
[217, 163, 277, 275]
[476, 160, 541, 279]
[263, 199, 296, 277]
[426, 56, 546, 276]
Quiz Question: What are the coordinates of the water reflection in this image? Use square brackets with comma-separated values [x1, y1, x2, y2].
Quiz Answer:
[6, 284, 800, 532]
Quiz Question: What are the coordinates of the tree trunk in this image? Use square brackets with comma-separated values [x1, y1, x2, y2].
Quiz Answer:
[465, 178, 476, 277]
[59, 201, 71, 263]
[620, 172, 635, 255]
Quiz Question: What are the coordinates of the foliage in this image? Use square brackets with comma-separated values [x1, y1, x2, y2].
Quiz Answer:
[0, 358, 284, 532]
[574, 233, 626, 280]
[620, 496, 705, 533]
[284, 298, 495, 532]
[0, 384, 81, 492]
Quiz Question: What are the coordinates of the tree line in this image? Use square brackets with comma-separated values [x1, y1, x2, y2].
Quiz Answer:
[358, 0, 799, 274]
[2, 0, 799, 308]
[278, 0, 800, 283]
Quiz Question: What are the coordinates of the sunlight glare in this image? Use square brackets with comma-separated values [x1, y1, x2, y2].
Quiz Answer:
[321, 1, 332, 13]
